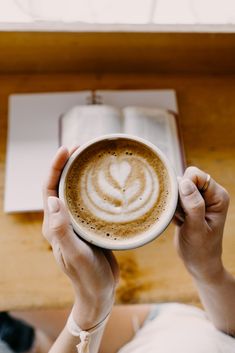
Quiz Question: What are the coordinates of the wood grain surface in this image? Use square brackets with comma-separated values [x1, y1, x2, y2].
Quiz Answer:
[1, 32, 235, 74]
[0, 73, 235, 311]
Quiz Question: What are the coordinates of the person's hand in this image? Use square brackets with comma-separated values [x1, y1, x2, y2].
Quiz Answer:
[42, 146, 119, 330]
[174, 166, 230, 283]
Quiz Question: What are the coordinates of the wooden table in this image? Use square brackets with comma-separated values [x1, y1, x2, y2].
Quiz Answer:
[1, 73, 235, 311]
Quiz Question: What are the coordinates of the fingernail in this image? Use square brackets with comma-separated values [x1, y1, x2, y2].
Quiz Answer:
[180, 179, 196, 196]
[48, 197, 60, 213]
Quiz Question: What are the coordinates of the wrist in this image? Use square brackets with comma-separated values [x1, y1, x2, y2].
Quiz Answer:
[72, 295, 114, 330]
[66, 308, 110, 353]
[185, 258, 225, 285]
[67, 309, 110, 335]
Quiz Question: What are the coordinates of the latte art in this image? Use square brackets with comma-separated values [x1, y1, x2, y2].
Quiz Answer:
[81, 156, 159, 223]
[65, 138, 170, 241]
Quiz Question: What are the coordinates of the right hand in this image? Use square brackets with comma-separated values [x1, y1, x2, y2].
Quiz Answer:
[174, 166, 230, 283]
[42, 146, 119, 330]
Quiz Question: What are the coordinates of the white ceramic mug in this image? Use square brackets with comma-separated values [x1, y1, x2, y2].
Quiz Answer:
[59, 134, 178, 250]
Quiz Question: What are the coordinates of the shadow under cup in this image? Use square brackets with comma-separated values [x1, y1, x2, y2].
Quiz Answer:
[59, 134, 178, 250]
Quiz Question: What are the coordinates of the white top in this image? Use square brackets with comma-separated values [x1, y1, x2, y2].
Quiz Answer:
[118, 303, 235, 353]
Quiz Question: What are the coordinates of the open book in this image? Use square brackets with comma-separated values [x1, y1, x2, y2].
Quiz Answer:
[61, 105, 185, 177]
[5, 89, 184, 212]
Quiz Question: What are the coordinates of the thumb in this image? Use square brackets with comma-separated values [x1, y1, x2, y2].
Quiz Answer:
[47, 196, 75, 247]
[179, 178, 205, 230]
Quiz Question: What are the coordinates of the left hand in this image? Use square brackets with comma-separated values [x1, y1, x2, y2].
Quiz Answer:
[42, 146, 119, 330]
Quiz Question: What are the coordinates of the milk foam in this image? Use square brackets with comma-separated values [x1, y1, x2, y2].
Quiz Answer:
[80, 156, 159, 223]
[66, 139, 170, 240]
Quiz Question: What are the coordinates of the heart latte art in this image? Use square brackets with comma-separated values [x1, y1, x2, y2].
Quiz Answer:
[66, 139, 170, 241]
[81, 157, 159, 223]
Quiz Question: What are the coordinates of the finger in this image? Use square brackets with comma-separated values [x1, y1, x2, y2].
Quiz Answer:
[42, 146, 69, 232]
[184, 166, 210, 191]
[179, 178, 205, 231]
[43, 145, 78, 204]
[43, 146, 69, 200]
[44, 196, 70, 242]
[184, 167, 229, 213]
[43, 196, 89, 278]
[45, 196, 85, 255]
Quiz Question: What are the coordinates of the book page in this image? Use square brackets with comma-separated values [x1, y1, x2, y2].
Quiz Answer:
[61, 105, 122, 150]
[123, 107, 183, 176]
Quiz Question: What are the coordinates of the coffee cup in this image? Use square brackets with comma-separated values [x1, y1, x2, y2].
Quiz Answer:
[59, 134, 178, 250]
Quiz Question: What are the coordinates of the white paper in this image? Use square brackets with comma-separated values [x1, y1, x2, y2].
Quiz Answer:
[5, 91, 89, 212]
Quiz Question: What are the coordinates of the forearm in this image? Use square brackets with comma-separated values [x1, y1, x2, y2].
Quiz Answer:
[193, 266, 235, 336]
[49, 326, 78, 353]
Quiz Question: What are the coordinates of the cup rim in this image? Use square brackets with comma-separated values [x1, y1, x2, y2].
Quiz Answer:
[59, 133, 178, 250]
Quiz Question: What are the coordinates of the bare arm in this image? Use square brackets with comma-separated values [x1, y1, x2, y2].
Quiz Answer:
[49, 327, 78, 353]
[175, 166, 235, 335]
[193, 267, 235, 336]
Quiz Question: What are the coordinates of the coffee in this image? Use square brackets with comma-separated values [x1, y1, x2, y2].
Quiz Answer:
[65, 137, 171, 243]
